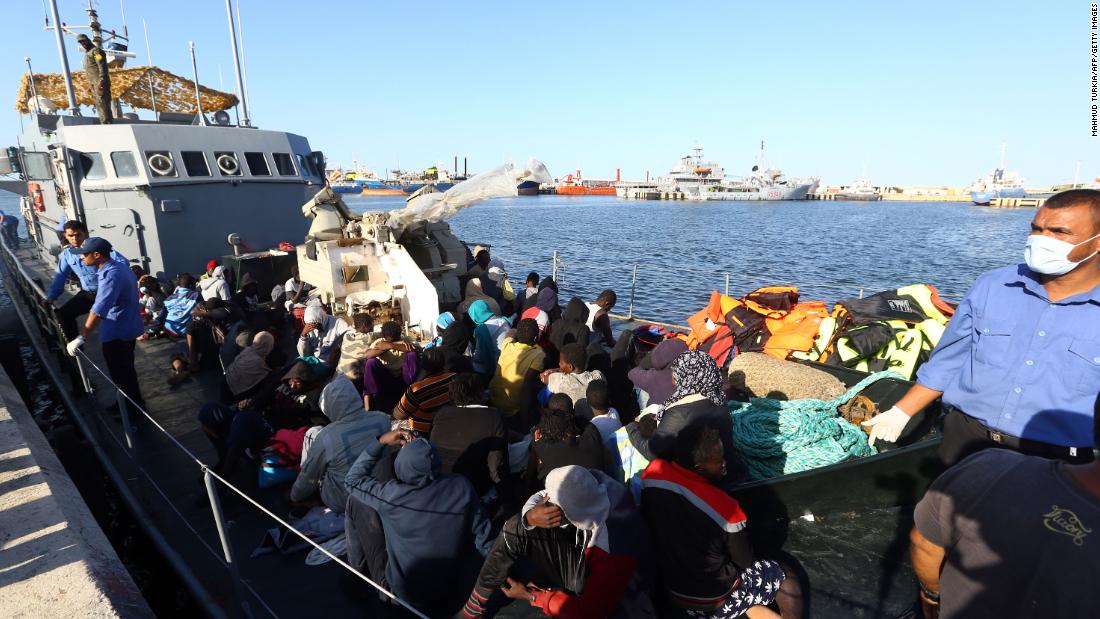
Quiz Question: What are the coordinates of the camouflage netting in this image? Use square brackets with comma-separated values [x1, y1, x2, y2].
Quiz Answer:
[15, 66, 239, 114]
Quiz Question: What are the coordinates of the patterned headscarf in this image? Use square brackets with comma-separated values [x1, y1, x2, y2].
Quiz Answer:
[661, 350, 725, 412]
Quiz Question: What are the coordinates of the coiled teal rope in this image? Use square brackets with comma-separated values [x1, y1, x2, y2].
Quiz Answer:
[728, 371, 904, 481]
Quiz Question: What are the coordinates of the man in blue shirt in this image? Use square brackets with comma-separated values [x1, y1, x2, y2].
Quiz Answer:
[65, 237, 146, 415]
[45, 220, 128, 339]
[863, 189, 1100, 466]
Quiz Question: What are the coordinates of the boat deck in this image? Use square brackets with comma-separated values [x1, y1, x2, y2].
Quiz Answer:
[5, 241, 927, 618]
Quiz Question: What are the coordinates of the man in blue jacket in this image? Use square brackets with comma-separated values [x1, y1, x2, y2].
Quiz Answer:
[344, 431, 493, 615]
[45, 220, 128, 339]
[65, 237, 145, 415]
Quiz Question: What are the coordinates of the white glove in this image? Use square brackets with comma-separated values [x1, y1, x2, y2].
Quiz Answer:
[861, 405, 912, 445]
[66, 335, 85, 357]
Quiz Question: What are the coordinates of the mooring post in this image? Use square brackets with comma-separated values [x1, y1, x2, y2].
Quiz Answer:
[628, 262, 638, 319]
[552, 251, 558, 281]
[859, 287, 865, 299]
[204, 469, 254, 618]
[725, 272, 730, 297]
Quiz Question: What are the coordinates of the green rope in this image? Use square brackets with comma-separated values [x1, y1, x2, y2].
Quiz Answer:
[728, 371, 904, 481]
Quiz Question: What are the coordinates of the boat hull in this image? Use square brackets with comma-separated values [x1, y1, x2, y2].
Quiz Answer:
[556, 185, 617, 196]
[834, 193, 882, 201]
[971, 187, 1026, 205]
[360, 187, 406, 196]
[517, 180, 540, 196]
[330, 183, 361, 194]
[702, 182, 815, 201]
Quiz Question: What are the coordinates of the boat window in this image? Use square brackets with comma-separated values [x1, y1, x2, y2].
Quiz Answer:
[181, 151, 211, 177]
[145, 150, 177, 177]
[80, 152, 107, 180]
[273, 152, 296, 176]
[214, 151, 242, 176]
[244, 152, 270, 176]
[111, 151, 139, 177]
[296, 154, 316, 177]
[21, 152, 53, 180]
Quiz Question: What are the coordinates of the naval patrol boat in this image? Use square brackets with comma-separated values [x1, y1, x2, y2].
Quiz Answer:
[0, 3, 555, 617]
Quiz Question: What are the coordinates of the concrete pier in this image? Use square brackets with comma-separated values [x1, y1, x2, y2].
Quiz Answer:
[0, 365, 153, 618]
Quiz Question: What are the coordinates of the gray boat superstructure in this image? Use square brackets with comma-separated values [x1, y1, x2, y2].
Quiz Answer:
[13, 113, 324, 279]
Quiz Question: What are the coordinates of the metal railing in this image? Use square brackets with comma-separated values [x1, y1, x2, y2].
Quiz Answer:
[539, 252, 874, 329]
[0, 234, 429, 619]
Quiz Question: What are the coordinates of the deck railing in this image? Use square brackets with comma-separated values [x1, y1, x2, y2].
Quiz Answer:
[0, 233, 429, 619]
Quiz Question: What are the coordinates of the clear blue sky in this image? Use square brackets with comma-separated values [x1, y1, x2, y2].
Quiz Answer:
[3, 0, 1097, 186]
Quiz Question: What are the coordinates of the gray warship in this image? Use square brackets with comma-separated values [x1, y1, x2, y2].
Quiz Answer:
[0, 2, 554, 617]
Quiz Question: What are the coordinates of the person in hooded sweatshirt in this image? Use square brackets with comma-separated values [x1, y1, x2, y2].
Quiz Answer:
[628, 337, 689, 408]
[548, 297, 591, 365]
[290, 376, 388, 512]
[198, 265, 231, 303]
[297, 304, 352, 368]
[463, 464, 656, 619]
[469, 299, 512, 375]
[344, 431, 493, 615]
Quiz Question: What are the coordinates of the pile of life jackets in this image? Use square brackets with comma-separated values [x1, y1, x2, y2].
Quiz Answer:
[684, 284, 955, 381]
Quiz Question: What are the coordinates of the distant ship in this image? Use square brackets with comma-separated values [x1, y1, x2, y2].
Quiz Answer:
[517, 180, 541, 195]
[387, 166, 457, 194]
[554, 170, 617, 195]
[969, 144, 1027, 205]
[326, 162, 382, 194]
[665, 144, 817, 201]
[835, 178, 882, 201]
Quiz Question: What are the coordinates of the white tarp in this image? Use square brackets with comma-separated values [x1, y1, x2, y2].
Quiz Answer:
[385, 158, 551, 233]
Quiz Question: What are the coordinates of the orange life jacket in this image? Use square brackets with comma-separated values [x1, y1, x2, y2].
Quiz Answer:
[762, 301, 831, 360]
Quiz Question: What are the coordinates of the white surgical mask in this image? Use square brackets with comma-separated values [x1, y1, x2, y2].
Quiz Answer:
[1024, 232, 1100, 276]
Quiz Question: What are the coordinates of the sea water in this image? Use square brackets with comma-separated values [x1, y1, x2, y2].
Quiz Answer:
[345, 195, 1033, 323]
[0, 192, 1034, 324]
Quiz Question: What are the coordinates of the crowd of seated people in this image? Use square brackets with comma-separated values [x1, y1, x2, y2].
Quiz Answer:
[154, 248, 809, 618]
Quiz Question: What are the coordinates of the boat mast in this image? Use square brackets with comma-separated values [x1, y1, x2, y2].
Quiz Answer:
[224, 0, 250, 126]
[46, 0, 79, 113]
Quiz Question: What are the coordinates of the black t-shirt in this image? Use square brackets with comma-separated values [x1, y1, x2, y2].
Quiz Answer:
[915, 449, 1100, 619]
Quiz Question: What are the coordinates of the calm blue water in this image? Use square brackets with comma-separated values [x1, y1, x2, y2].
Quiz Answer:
[0, 191, 1035, 325]
[346, 195, 1034, 323]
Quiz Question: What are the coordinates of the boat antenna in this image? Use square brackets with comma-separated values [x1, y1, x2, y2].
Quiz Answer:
[24, 57, 41, 114]
[142, 17, 156, 115]
[223, 0, 250, 127]
[119, 0, 128, 39]
[188, 41, 208, 126]
[236, 0, 252, 119]
[46, 0, 79, 113]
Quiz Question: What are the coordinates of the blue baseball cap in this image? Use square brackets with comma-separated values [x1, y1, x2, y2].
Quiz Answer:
[71, 236, 113, 256]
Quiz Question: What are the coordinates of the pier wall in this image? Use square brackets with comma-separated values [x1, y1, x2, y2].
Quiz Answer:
[0, 364, 152, 618]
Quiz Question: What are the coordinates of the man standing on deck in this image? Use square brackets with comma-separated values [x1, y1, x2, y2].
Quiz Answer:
[44, 220, 128, 340]
[76, 34, 113, 125]
[64, 237, 145, 414]
[863, 189, 1100, 466]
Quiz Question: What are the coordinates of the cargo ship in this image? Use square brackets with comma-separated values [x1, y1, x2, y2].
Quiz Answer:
[554, 169, 618, 195]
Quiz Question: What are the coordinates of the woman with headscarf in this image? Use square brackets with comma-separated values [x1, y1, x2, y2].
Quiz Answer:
[436, 312, 473, 373]
[468, 300, 512, 375]
[458, 277, 502, 318]
[225, 331, 276, 399]
[645, 350, 740, 487]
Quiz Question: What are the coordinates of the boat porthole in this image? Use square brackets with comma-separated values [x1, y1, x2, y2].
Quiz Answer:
[217, 154, 240, 176]
[148, 153, 175, 176]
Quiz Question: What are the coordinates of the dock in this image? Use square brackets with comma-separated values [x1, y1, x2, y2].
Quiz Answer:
[0, 362, 152, 618]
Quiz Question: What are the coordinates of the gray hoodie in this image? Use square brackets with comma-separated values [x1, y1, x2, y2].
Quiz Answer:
[291, 376, 389, 511]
